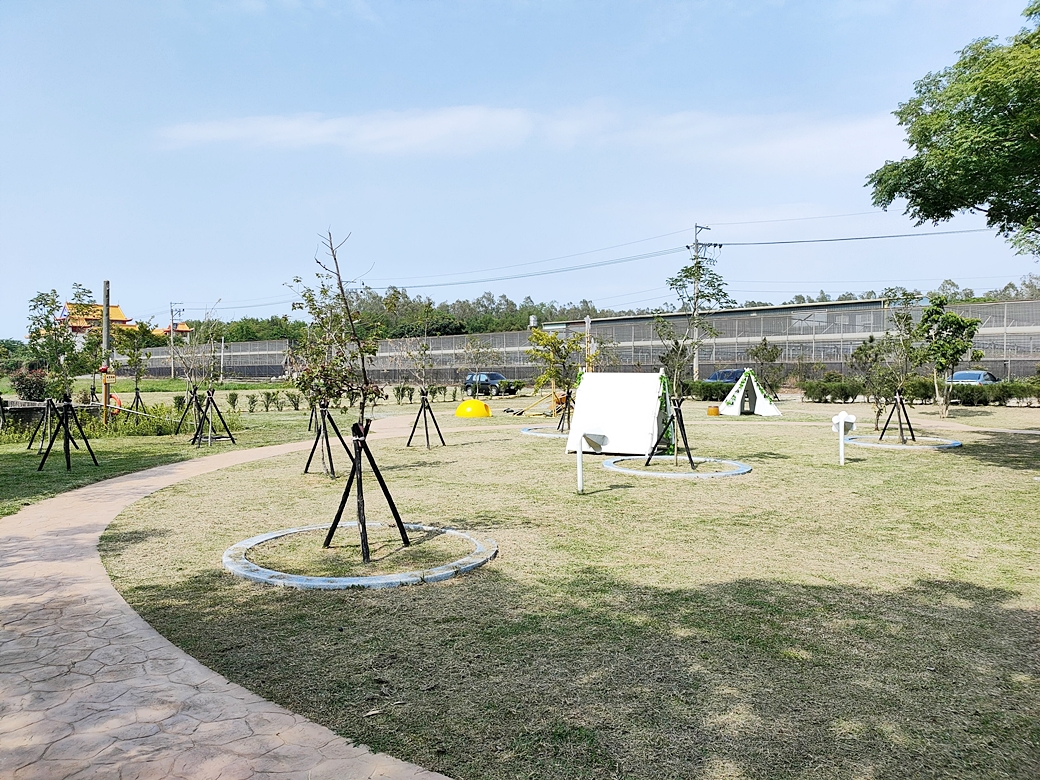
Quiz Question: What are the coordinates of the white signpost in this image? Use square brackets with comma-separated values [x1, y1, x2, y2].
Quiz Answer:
[577, 432, 608, 493]
[831, 412, 856, 465]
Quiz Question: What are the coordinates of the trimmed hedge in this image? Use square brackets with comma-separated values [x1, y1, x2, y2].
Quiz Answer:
[950, 381, 1040, 406]
[680, 380, 736, 402]
[801, 379, 865, 403]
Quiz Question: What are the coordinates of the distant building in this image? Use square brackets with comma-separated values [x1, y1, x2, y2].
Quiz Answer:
[152, 322, 194, 342]
[58, 303, 132, 334]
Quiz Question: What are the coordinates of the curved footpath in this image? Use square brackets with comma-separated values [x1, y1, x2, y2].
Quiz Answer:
[0, 415, 452, 780]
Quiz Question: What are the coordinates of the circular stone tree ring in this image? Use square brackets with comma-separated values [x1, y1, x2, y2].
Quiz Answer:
[520, 426, 568, 439]
[223, 523, 498, 590]
[844, 435, 962, 450]
[602, 455, 752, 479]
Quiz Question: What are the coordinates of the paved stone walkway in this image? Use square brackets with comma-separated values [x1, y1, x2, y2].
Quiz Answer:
[1, 416, 453, 780]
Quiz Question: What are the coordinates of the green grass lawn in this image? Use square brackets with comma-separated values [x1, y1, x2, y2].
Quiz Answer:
[101, 401, 1040, 780]
[0, 407, 317, 518]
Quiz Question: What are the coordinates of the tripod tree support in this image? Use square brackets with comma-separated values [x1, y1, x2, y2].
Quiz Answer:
[406, 389, 446, 448]
[175, 386, 205, 435]
[27, 401, 56, 453]
[190, 389, 237, 447]
[879, 391, 916, 445]
[38, 396, 99, 472]
[304, 402, 354, 477]
[324, 421, 410, 563]
[555, 390, 573, 433]
[645, 397, 695, 469]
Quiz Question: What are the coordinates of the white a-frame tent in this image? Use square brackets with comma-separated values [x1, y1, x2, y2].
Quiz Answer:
[566, 372, 670, 456]
[719, 369, 782, 417]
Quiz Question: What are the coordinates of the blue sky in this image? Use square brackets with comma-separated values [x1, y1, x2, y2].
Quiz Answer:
[1, 0, 1034, 338]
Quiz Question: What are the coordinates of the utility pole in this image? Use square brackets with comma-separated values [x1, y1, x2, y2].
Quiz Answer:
[169, 302, 183, 379]
[584, 315, 592, 372]
[687, 224, 710, 381]
[102, 281, 110, 424]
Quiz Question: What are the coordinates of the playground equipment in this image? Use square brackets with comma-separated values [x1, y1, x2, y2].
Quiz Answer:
[719, 369, 781, 417]
[565, 372, 668, 456]
[455, 399, 492, 418]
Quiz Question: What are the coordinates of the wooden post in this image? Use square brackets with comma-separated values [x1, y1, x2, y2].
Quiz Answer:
[102, 281, 110, 424]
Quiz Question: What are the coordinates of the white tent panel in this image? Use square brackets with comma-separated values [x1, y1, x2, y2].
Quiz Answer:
[719, 368, 782, 417]
[566, 372, 668, 455]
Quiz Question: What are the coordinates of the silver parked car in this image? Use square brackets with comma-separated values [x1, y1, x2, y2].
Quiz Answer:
[947, 370, 998, 385]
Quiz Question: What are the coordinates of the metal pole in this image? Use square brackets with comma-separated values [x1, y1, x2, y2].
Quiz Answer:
[576, 442, 584, 494]
[170, 304, 175, 379]
[102, 281, 110, 425]
[584, 315, 592, 372]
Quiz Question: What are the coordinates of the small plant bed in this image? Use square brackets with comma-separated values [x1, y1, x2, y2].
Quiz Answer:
[844, 435, 962, 450]
[245, 525, 479, 579]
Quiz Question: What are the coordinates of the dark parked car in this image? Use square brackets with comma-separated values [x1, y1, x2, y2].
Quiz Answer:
[947, 370, 998, 385]
[706, 368, 744, 383]
[463, 372, 513, 396]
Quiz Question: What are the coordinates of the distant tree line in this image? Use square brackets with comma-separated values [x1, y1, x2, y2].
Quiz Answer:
[185, 290, 653, 344]
[778, 274, 1040, 307]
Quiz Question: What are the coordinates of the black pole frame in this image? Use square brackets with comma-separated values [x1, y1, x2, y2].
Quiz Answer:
[27, 401, 56, 453]
[38, 396, 99, 472]
[304, 402, 354, 477]
[878, 390, 916, 445]
[174, 385, 205, 435]
[645, 397, 695, 469]
[323, 420, 410, 562]
[406, 389, 446, 449]
[556, 390, 573, 433]
[190, 389, 236, 447]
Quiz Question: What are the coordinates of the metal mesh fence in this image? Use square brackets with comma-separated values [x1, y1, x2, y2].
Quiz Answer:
[127, 300, 1040, 382]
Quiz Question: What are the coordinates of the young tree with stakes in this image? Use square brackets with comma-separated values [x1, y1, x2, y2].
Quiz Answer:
[849, 335, 898, 431]
[526, 328, 585, 432]
[653, 234, 734, 464]
[291, 231, 410, 561]
[400, 302, 446, 448]
[26, 284, 100, 470]
[918, 295, 984, 419]
[113, 320, 156, 416]
[745, 337, 783, 399]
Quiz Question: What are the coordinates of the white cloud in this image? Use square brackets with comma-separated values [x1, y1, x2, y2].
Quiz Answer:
[161, 107, 535, 154]
[623, 111, 905, 174]
[160, 105, 906, 175]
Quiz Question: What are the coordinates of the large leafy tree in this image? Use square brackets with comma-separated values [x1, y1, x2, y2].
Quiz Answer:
[868, 3, 1040, 256]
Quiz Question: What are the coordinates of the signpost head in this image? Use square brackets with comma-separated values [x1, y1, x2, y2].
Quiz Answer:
[831, 412, 856, 434]
[582, 432, 608, 453]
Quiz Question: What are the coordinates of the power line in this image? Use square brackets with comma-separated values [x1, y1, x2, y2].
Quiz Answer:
[365, 228, 994, 291]
[364, 209, 892, 283]
[724, 228, 990, 246]
[710, 210, 885, 226]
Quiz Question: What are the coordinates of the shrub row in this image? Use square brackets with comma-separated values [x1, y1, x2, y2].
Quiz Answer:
[950, 381, 1040, 406]
[679, 380, 737, 402]
[801, 379, 866, 404]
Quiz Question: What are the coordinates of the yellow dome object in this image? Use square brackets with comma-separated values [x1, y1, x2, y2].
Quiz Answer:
[455, 399, 492, 418]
